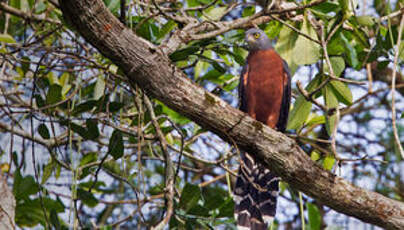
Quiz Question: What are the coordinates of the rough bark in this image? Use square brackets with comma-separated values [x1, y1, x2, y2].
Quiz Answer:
[59, 0, 404, 229]
[0, 174, 15, 230]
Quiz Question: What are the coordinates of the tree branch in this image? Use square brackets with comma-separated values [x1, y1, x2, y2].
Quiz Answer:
[0, 2, 61, 25]
[59, 0, 404, 229]
[160, 0, 326, 54]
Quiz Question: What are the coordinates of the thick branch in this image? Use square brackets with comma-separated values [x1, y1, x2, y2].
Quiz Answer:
[0, 2, 61, 25]
[60, 1, 404, 229]
[160, 1, 327, 54]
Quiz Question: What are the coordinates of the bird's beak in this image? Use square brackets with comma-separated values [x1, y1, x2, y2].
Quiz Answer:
[246, 34, 255, 44]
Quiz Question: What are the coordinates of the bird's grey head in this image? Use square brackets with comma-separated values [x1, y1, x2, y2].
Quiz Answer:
[245, 28, 272, 51]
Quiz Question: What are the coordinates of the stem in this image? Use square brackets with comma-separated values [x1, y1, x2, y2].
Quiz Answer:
[299, 192, 306, 230]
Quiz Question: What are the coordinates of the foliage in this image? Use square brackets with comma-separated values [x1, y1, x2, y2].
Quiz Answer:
[0, 0, 403, 229]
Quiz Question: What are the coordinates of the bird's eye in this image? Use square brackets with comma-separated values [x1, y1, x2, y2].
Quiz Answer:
[254, 33, 260, 39]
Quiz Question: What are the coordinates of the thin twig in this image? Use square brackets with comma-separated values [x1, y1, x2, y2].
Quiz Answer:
[390, 14, 404, 159]
[270, 15, 321, 45]
[380, 8, 404, 21]
[120, 0, 126, 25]
[296, 80, 328, 112]
[0, 2, 61, 25]
[267, 0, 326, 15]
[321, 24, 341, 162]
[328, 75, 366, 85]
[366, 63, 374, 93]
[145, 96, 175, 230]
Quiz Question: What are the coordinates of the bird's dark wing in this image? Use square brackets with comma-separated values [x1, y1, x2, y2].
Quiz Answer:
[239, 64, 248, 113]
[276, 60, 291, 132]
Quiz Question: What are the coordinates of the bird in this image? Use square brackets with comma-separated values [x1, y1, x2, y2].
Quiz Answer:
[234, 28, 291, 230]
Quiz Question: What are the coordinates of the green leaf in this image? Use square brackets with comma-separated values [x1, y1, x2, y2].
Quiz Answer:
[338, 0, 354, 18]
[21, 56, 31, 74]
[35, 1, 47, 14]
[15, 198, 46, 227]
[133, 19, 159, 42]
[85, 119, 100, 140]
[223, 78, 238, 91]
[233, 46, 248, 63]
[68, 122, 90, 139]
[351, 25, 370, 48]
[242, 6, 255, 17]
[310, 151, 321, 161]
[310, 2, 340, 13]
[0, 34, 16, 43]
[95, 96, 124, 113]
[217, 197, 234, 218]
[198, 0, 212, 4]
[263, 20, 282, 39]
[275, 26, 298, 74]
[43, 197, 64, 213]
[105, 101, 124, 113]
[41, 159, 55, 184]
[287, 75, 322, 130]
[377, 60, 390, 69]
[323, 155, 336, 170]
[188, 204, 210, 216]
[329, 80, 352, 105]
[340, 33, 359, 68]
[38, 124, 50, 139]
[55, 164, 61, 179]
[79, 181, 106, 191]
[200, 68, 223, 82]
[203, 7, 226, 21]
[307, 203, 321, 230]
[80, 152, 98, 166]
[327, 31, 345, 55]
[103, 161, 121, 175]
[169, 46, 199, 62]
[203, 186, 226, 210]
[158, 20, 177, 41]
[194, 61, 208, 79]
[46, 84, 62, 105]
[293, 19, 320, 65]
[158, 102, 190, 125]
[399, 42, 404, 62]
[306, 115, 326, 127]
[35, 94, 45, 108]
[104, 0, 120, 13]
[13, 171, 39, 200]
[50, 210, 61, 229]
[72, 100, 97, 115]
[196, 54, 226, 73]
[94, 75, 105, 100]
[355, 15, 375, 27]
[287, 96, 312, 130]
[47, 72, 59, 85]
[379, 25, 387, 37]
[10, 0, 21, 10]
[323, 84, 339, 135]
[60, 73, 71, 97]
[325, 57, 345, 77]
[179, 183, 201, 212]
[108, 130, 124, 160]
[223, 49, 245, 66]
[186, 0, 199, 7]
[77, 188, 98, 208]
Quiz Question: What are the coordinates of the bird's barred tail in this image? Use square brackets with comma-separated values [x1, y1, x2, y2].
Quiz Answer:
[234, 152, 280, 230]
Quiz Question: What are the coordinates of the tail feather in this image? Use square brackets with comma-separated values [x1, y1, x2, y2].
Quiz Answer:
[234, 152, 279, 230]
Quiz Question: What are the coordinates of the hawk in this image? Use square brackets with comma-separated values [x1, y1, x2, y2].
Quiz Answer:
[234, 28, 292, 230]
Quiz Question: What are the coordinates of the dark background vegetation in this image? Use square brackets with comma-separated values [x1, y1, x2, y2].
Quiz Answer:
[0, 0, 403, 229]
